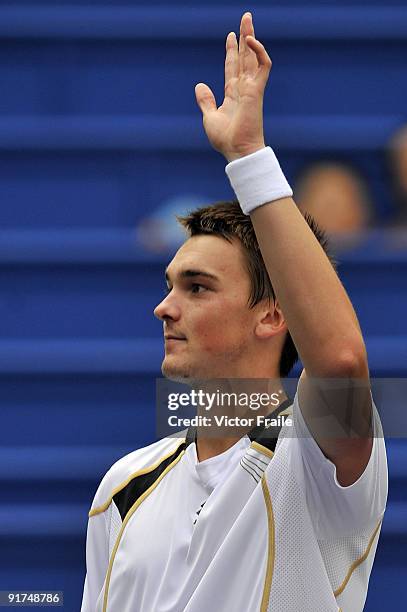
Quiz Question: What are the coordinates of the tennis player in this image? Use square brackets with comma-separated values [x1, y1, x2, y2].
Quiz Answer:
[81, 12, 388, 612]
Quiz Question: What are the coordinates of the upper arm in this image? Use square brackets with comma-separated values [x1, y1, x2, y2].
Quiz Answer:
[298, 363, 373, 486]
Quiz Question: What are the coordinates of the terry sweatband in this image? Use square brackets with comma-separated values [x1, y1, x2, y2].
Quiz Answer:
[225, 146, 293, 215]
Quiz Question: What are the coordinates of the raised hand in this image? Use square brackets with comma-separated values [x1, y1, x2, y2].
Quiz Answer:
[195, 12, 272, 162]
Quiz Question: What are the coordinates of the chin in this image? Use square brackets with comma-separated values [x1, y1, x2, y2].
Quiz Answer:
[162, 360, 218, 386]
[161, 360, 191, 383]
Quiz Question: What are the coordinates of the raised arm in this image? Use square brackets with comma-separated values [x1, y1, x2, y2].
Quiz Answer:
[195, 12, 373, 486]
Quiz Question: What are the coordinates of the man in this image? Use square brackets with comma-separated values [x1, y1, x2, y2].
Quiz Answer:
[294, 161, 373, 236]
[81, 13, 387, 611]
[388, 124, 407, 227]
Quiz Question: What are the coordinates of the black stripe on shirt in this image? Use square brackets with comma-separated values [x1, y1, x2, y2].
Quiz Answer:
[240, 459, 260, 484]
[241, 456, 263, 480]
[113, 438, 192, 521]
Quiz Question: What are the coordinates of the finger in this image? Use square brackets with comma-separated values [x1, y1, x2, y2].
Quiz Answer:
[239, 12, 257, 76]
[195, 83, 217, 116]
[224, 32, 238, 99]
[246, 36, 272, 81]
[248, 11, 255, 37]
[238, 13, 249, 75]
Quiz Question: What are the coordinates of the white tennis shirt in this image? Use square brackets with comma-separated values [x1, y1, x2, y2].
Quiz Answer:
[81, 392, 387, 612]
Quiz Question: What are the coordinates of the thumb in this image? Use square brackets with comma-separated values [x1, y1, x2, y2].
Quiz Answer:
[195, 83, 217, 116]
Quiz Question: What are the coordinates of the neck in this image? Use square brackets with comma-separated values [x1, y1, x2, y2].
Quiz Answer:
[196, 436, 242, 462]
[194, 378, 287, 461]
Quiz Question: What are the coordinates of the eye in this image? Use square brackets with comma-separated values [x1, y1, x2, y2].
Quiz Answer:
[191, 283, 207, 294]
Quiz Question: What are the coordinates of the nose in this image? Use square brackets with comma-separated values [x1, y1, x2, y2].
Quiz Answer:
[154, 292, 181, 322]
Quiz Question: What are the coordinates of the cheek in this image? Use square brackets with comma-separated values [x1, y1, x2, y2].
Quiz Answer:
[192, 304, 251, 352]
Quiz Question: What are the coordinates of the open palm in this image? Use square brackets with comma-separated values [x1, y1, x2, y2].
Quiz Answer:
[195, 12, 272, 162]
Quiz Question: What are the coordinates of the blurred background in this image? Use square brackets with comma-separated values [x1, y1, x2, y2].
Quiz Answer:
[0, 1, 406, 610]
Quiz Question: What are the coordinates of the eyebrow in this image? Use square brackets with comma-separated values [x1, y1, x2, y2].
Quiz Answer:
[165, 268, 220, 283]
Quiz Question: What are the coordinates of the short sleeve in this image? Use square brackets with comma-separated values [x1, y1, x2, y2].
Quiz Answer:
[292, 390, 388, 539]
[80, 496, 111, 611]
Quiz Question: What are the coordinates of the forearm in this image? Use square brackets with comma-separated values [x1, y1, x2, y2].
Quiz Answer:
[195, 11, 366, 377]
[250, 195, 367, 376]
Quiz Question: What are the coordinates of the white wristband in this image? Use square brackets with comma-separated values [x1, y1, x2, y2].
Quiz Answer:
[225, 146, 293, 215]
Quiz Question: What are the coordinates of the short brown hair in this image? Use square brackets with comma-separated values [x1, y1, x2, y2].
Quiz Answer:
[177, 200, 337, 378]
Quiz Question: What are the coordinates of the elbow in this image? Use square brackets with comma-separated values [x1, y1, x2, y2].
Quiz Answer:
[324, 343, 369, 379]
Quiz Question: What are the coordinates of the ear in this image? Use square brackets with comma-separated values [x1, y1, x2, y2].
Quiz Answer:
[254, 299, 287, 340]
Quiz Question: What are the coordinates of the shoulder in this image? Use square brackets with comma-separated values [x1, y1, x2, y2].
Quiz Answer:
[89, 433, 187, 517]
[274, 403, 294, 450]
[282, 392, 387, 534]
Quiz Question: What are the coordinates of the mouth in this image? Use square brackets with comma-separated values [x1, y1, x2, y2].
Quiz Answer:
[164, 335, 187, 341]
